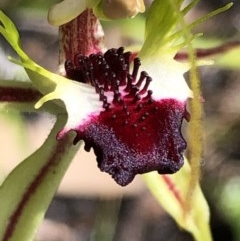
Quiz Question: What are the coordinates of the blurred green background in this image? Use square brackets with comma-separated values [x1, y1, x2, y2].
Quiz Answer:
[0, 0, 240, 241]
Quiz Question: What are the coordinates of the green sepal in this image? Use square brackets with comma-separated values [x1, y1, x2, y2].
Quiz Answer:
[0, 10, 60, 95]
[140, 0, 185, 57]
[140, 0, 233, 58]
[0, 114, 80, 241]
[143, 159, 212, 241]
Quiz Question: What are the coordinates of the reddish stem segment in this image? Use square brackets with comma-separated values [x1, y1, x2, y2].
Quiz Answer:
[59, 9, 106, 63]
[175, 41, 240, 61]
[0, 86, 41, 102]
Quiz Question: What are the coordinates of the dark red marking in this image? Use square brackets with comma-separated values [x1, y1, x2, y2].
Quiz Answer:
[65, 47, 188, 186]
[2, 136, 71, 241]
[162, 175, 184, 207]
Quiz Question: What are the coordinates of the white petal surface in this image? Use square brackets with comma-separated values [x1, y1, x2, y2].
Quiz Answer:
[36, 80, 102, 138]
[142, 56, 192, 102]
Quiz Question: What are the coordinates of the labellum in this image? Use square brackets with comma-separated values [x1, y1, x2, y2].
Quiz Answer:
[64, 46, 189, 186]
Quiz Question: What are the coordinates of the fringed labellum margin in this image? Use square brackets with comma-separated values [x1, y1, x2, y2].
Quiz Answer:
[63, 47, 189, 186]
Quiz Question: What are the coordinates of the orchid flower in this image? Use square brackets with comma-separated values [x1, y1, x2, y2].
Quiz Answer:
[0, 1, 195, 187]
[0, 0, 235, 241]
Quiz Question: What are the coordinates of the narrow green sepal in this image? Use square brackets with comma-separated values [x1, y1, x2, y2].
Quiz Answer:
[0, 115, 80, 241]
[143, 159, 212, 241]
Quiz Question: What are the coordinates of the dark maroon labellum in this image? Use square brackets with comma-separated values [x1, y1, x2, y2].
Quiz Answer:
[65, 47, 188, 186]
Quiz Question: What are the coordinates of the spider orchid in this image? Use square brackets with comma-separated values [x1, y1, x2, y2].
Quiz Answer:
[0, 0, 233, 186]
[0, 0, 235, 241]
[2, 7, 194, 188]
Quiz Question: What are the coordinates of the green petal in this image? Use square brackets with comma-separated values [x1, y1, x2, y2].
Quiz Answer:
[140, 0, 233, 59]
[140, 0, 185, 58]
[0, 10, 69, 96]
[143, 158, 212, 241]
[0, 114, 81, 241]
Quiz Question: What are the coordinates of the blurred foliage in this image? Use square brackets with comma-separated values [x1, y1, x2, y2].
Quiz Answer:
[0, 0, 57, 11]
[0, 1, 240, 241]
[219, 177, 240, 241]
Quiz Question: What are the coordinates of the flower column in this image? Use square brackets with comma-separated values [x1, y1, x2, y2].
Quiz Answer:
[58, 9, 106, 65]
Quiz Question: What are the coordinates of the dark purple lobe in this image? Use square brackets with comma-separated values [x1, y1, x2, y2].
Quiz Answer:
[65, 47, 188, 186]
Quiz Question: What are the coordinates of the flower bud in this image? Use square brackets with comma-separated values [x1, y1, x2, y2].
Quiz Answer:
[96, 0, 145, 19]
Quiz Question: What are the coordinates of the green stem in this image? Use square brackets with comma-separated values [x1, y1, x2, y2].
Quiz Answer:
[168, 1, 212, 241]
